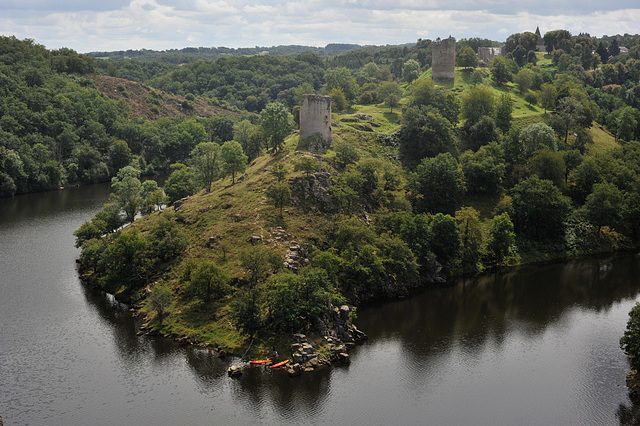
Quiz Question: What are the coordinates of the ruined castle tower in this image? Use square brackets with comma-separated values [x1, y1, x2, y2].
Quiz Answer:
[432, 37, 456, 81]
[299, 94, 333, 153]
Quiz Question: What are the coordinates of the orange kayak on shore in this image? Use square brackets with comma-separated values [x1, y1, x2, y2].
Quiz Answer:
[249, 359, 271, 364]
[269, 360, 289, 369]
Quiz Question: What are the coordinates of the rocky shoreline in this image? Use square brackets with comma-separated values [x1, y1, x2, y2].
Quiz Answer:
[229, 304, 368, 377]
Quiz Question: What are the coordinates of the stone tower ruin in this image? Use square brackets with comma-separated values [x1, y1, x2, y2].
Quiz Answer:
[299, 94, 333, 153]
[432, 37, 456, 81]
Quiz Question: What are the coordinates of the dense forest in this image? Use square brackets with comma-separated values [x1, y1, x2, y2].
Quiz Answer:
[4, 31, 640, 361]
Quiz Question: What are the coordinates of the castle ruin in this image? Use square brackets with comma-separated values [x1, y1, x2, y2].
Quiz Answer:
[299, 94, 333, 153]
[431, 37, 456, 81]
[478, 46, 504, 66]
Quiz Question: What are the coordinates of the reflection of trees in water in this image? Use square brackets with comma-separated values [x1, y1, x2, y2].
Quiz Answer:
[358, 254, 640, 363]
[618, 395, 640, 425]
[80, 284, 179, 363]
[229, 365, 332, 420]
[82, 281, 335, 418]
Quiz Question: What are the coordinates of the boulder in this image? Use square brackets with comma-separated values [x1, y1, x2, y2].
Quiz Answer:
[293, 352, 306, 364]
[338, 352, 350, 365]
[293, 333, 307, 343]
[227, 365, 243, 377]
[305, 357, 319, 369]
[288, 363, 302, 377]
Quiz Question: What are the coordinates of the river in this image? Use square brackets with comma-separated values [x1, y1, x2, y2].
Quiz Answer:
[1, 184, 639, 425]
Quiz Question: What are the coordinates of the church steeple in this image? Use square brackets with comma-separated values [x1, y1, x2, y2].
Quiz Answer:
[535, 26, 541, 38]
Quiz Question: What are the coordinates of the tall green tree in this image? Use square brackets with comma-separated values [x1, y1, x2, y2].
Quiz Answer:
[398, 106, 455, 169]
[377, 81, 402, 113]
[461, 85, 495, 125]
[409, 152, 465, 215]
[191, 142, 220, 191]
[402, 59, 421, 82]
[220, 141, 247, 184]
[259, 102, 294, 153]
[188, 261, 230, 303]
[456, 46, 479, 69]
[510, 176, 571, 241]
[495, 93, 513, 134]
[487, 212, 516, 265]
[583, 182, 624, 234]
[110, 165, 142, 223]
[455, 207, 484, 272]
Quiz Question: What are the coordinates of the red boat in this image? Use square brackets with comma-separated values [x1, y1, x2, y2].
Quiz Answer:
[249, 359, 271, 364]
[269, 360, 289, 369]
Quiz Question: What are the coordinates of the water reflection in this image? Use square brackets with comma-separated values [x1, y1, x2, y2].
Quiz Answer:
[359, 255, 640, 358]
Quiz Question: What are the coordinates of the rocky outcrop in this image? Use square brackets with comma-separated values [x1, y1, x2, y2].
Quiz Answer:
[283, 241, 309, 272]
[315, 304, 367, 344]
[290, 171, 331, 211]
[227, 365, 243, 377]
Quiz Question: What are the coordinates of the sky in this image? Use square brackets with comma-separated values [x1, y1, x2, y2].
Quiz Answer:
[1, 0, 639, 53]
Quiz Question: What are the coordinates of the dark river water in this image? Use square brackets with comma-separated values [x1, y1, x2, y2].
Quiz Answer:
[1, 184, 639, 425]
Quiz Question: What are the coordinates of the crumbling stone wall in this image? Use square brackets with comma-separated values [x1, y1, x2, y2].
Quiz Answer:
[432, 37, 456, 81]
[299, 94, 333, 153]
[478, 46, 504, 66]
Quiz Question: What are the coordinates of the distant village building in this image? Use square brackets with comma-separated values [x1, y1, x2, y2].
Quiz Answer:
[432, 37, 456, 81]
[535, 26, 545, 52]
[478, 47, 504, 66]
[299, 94, 333, 153]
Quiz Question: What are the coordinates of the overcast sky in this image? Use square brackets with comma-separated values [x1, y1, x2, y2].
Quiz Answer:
[1, 0, 639, 53]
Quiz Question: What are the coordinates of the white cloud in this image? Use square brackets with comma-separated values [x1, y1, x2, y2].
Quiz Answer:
[0, 1, 639, 52]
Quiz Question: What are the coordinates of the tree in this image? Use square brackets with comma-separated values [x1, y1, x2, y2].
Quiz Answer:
[409, 78, 460, 125]
[267, 182, 292, 218]
[402, 59, 421, 82]
[220, 140, 247, 184]
[294, 156, 320, 176]
[583, 182, 624, 234]
[487, 212, 516, 265]
[470, 69, 484, 85]
[455, 207, 484, 272]
[328, 87, 348, 112]
[149, 284, 173, 324]
[263, 163, 285, 185]
[510, 176, 571, 241]
[609, 39, 620, 57]
[555, 97, 593, 145]
[490, 56, 513, 85]
[456, 46, 479, 69]
[239, 245, 281, 288]
[460, 142, 505, 193]
[233, 119, 263, 161]
[398, 105, 455, 169]
[461, 85, 495, 125]
[521, 122, 557, 157]
[495, 93, 513, 134]
[110, 165, 142, 223]
[409, 152, 465, 215]
[140, 179, 163, 214]
[621, 303, 640, 375]
[259, 101, 294, 153]
[514, 68, 533, 94]
[429, 213, 461, 268]
[164, 163, 198, 204]
[188, 261, 230, 303]
[527, 149, 566, 188]
[540, 83, 557, 113]
[377, 81, 402, 113]
[107, 140, 132, 175]
[324, 67, 358, 102]
[464, 116, 499, 151]
[615, 106, 639, 142]
[191, 142, 220, 191]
